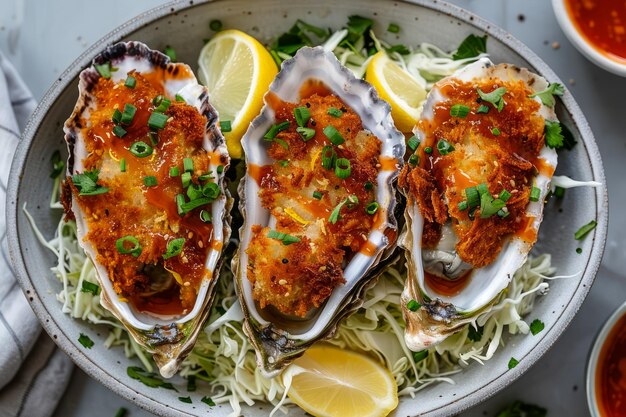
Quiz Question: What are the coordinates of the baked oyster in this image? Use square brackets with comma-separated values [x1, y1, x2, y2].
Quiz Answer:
[233, 46, 405, 376]
[399, 57, 559, 350]
[63, 42, 231, 377]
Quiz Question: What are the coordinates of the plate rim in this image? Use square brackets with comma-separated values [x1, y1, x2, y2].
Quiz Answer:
[6, 0, 609, 416]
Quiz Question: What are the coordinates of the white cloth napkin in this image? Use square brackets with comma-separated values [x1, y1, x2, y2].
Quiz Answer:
[0, 53, 73, 417]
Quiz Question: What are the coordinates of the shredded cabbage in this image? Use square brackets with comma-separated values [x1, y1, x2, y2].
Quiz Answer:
[26, 177, 557, 416]
[26, 28, 563, 417]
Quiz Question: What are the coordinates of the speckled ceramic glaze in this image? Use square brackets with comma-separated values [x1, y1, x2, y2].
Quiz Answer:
[6, 1, 608, 416]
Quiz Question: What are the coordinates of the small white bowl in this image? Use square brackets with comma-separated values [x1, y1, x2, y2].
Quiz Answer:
[552, 0, 626, 77]
[586, 301, 626, 416]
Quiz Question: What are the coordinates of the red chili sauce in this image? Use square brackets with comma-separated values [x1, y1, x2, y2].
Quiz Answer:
[595, 313, 626, 417]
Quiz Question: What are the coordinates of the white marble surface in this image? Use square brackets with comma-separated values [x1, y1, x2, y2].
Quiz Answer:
[1, 0, 625, 416]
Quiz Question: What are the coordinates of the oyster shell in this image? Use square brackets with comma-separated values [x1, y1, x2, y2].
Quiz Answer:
[400, 58, 558, 350]
[63, 42, 231, 377]
[233, 46, 405, 376]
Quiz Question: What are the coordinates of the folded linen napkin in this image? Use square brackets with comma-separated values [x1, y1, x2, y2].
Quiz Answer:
[0, 52, 73, 417]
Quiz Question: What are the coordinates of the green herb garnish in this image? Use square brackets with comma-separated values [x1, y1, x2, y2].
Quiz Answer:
[50, 150, 65, 179]
[545, 120, 564, 149]
[508, 357, 519, 369]
[450, 104, 470, 118]
[529, 82, 565, 107]
[530, 319, 545, 336]
[574, 220, 597, 240]
[81, 281, 100, 296]
[452, 34, 487, 60]
[78, 333, 94, 349]
[267, 229, 301, 245]
[71, 170, 109, 196]
[115, 236, 142, 257]
[477, 87, 507, 112]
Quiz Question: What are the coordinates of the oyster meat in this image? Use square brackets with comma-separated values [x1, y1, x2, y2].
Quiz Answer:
[233, 46, 405, 376]
[399, 58, 559, 350]
[63, 41, 231, 377]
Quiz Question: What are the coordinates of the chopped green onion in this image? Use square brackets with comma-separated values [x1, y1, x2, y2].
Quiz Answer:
[450, 104, 470, 118]
[264, 121, 290, 140]
[180, 197, 211, 214]
[95, 62, 111, 79]
[112, 125, 127, 138]
[365, 202, 379, 215]
[187, 375, 197, 392]
[327, 107, 343, 118]
[175, 194, 185, 215]
[175, 94, 186, 102]
[364, 181, 373, 191]
[328, 195, 358, 224]
[200, 209, 212, 223]
[278, 160, 289, 168]
[477, 183, 490, 197]
[116, 236, 142, 257]
[407, 135, 420, 151]
[554, 186, 565, 198]
[413, 350, 428, 363]
[458, 200, 468, 211]
[499, 189, 511, 202]
[424, 146, 433, 154]
[152, 95, 164, 106]
[477, 104, 490, 114]
[148, 112, 168, 129]
[120, 103, 137, 125]
[78, 333, 94, 349]
[164, 46, 176, 62]
[508, 357, 519, 369]
[202, 182, 221, 200]
[335, 158, 351, 179]
[154, 97, 171, 113]
[181, 172, 192, 188]
[217, 165, 224, 174]
[387, 23, 400, 33]
[220, 120, 232, 132]
[143, 176, 158, 187]
[80, 281, 100, 296]
[187, 184, 203, 201]
[406, 299, 421, 311]
[129, 141, 153, 158]
[209, 20, 223, 31]
[163, 238, 185, 259]
[118, 158, 126, 173]
[529, 319, 545, 336]
[148, 131, 159, 146]
[267, 229, 301, 245]
[465, 186, 480, 208]
[198, 173, 214, 181]
[112, 109, 122, 124]
[183, 157, 194, 173]
[169, 166, 180, 177]
[437, 139, 455, 155]
[321, 145, 336, 170]
[296, 127, 316, 141]
[294, 106, 311, 127]
[312, 191, 323, 200]
[273, 138, 289, 149]
[576, 247, 582, 254]
[408, 154, 419, 166]
[529, 186, 541, 202]
[492, 127, 501, 136]
[323, 125, 344, 145]
[574, 220, 597, 240]
[114, 407, 127, 417]
[124, 76, 136, 88]
[178, 397, 192, 404]
[497, 208, 510, 218]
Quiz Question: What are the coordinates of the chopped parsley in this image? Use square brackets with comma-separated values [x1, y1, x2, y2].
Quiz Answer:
[452, 34, 487, 60]
[127, 366, 177, 390]
[477, 104, 490, 114]
[328, 195, 358, 224]
[78, 333, 94, 349]
[530, 319, 545, 336]
[178, 396, 192, 404]
[544, 120, 565, 149]
[477, 87, 507, 112]
[164, 46, 177, 62]
[163, 238, 185, 260]
[450, 104, 470, 118]
[71, 170, 109, 196]
[267, 229, 301, 245]
[406, 299, 421, 311]
[574, 220, 597, 240]
[508, 357, 519, 369]
[496, 400, 547, 417]
[529, 82, 565, 107]
[346, 15, 374, 44]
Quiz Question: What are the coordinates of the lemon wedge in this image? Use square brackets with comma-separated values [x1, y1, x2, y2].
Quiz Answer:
[365, 51, 426, 132]
[285, 345, 399, 417]
[198, 29, 278, 159]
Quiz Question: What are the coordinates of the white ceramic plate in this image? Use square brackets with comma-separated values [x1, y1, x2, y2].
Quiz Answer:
[7, 1, 607, 416]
